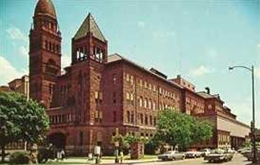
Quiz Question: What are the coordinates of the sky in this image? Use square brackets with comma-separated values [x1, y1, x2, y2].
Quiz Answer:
[0, 0, 260, 127]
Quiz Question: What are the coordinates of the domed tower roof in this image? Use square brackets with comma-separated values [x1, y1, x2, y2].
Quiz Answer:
[34, 0, 57, 19]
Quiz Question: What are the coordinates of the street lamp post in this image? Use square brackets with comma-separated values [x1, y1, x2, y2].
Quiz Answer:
[229, 65, 257, 163]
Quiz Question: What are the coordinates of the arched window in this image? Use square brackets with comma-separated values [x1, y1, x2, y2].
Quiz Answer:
[144, 98, 147, 108]
[153, 101, 156, 110]
[148, 99, 151, 109]
[139, 97, 143, 107]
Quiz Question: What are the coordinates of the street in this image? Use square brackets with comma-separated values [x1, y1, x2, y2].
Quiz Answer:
[128, 154, 258, 165]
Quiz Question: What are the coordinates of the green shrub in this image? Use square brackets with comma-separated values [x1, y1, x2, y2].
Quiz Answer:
[9, 151, 30, 164]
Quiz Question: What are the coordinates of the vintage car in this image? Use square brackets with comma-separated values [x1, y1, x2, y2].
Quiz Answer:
[199, 148, 211, 157]
[185, 150, 202, 158]
[242, 149, 260, 161]
[238, 147, 251, 154]
[158, 150, 185, 161]
[204, 149, 234, 163]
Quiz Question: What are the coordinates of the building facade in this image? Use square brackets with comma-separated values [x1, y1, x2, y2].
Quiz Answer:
[28, 0, 250, 155]
[0, 75, 29, 98]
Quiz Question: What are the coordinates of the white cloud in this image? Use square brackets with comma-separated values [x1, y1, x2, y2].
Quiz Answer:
[258, 43, 260, 49]
[0, 55, 28, 85]
[6, 26, 29, 59]
[152, 30, 175, 38]
[19, 45, 28, 58]
[137, 21, 145, 29]
[6, 26, 28, 43]
[61, 54, 71, 69]
[190, 65, 214, 77]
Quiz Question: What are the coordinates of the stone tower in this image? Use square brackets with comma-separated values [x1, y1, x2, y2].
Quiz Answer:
[29, 0, 61, 108]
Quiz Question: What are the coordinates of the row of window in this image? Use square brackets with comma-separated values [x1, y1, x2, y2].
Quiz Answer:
[95, 110, 103, 123]
[49, 114, 73, 124]
[126, 111, 157, 126]
[74, 46, 104, 62]
[59, 84, 71, 94]
[138, 96, 177, 111]
[44, 40, 60, 54]
[40, 20, 57, 32]
[126, 92, 134, 101]
[125, 73, 179, 100]
[95, 91, 103, 100]
[138, 97, 156, 110]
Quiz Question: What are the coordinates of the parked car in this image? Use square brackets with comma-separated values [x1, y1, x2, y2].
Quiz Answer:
[225, 148, 236, 154]
[158, 150, 185, 161]
[204, 149, 234, 163]
[239, 147, 251, 154]
[199, 148, 211, 157]
[242, 149, 260, 161]
[185, 150, 202, 158]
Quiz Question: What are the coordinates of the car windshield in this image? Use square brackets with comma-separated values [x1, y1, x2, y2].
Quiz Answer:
[210, 149, 224, 154]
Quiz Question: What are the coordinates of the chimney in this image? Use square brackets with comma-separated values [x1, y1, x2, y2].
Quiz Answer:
[205, 87, 210, 94]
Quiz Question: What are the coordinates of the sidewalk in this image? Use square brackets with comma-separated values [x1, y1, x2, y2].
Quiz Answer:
[60, 157, 159, 165]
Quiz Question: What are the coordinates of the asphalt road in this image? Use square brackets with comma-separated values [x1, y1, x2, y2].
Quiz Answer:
[130, 154, 258, 165]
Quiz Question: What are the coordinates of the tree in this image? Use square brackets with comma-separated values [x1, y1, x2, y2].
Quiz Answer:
[191, 120, 213, 144]
[153, 109, 212, 151]
[0, 92, 49, 162]
[111, 134, 148, 155]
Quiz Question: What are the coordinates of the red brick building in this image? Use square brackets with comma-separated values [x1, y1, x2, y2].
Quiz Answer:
[29, 0, 250, 155]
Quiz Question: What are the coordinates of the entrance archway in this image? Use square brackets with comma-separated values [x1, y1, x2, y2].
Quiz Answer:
[48, 132, 66, 149]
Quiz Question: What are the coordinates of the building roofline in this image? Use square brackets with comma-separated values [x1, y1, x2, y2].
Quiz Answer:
[106, 53, 183, 89]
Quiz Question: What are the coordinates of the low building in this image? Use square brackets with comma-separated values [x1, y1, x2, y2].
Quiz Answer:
[0, 75, 29, 98]
[8, 75, 29, 99]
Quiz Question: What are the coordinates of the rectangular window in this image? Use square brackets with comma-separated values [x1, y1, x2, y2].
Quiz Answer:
[153, 85, 156, 92]
[99, 111, 103, 119]
[127, 111, 130, 123]
[95, 91, 99, 99]
[149, 115, 153, 125]
[131, 113, 134, 123]
[139, 79, 143, 87]
[130, 75, 134, 85]
[79, 131, 84, 145]
[126, 92, 130, 100]
[145, 115, 148, 125]
[126, 73, 130, 82]
[99, 92, 103, 100]
[113, 111, 117, 123]
[130, 93, 134, 101]
[95, 110, 99, 119]
[140, 114, 143, 124]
